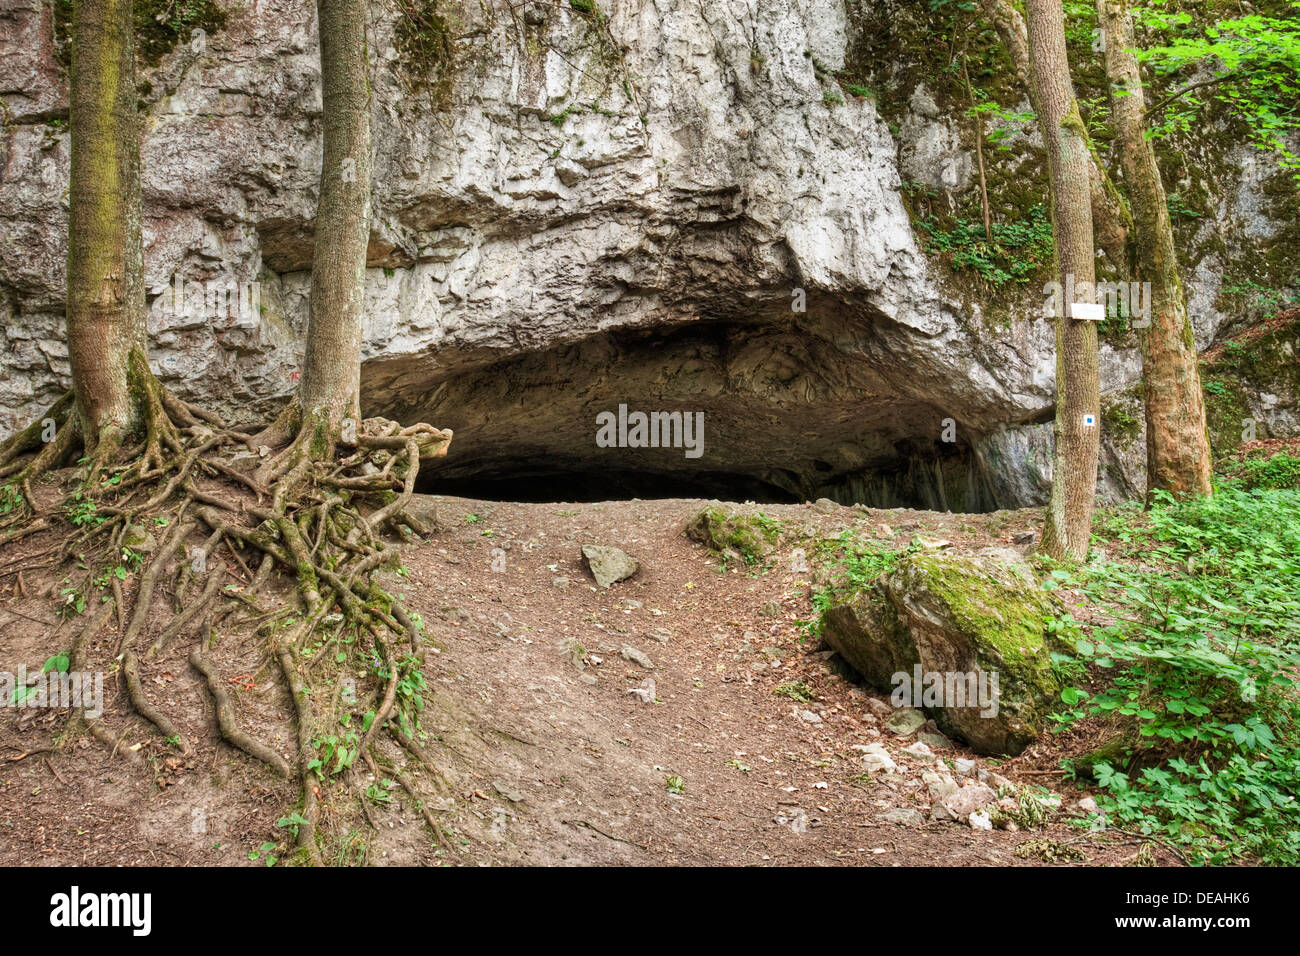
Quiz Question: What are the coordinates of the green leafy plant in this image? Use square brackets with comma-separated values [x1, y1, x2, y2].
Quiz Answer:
[365, 781, 395, 805]
[774, 681, 815, 703]
[1235, 452, 1300, 490]
[65, 491, 106, 528]
[1137, 2, 1300, 183]
[917, 204, 1054, 286]
[1048, 484, 1300, 864]
[804, 531, 910, 635]
[248, 841, 279, 867]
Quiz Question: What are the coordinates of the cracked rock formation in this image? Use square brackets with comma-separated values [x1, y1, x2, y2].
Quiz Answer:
[1, 0, 1292, 507]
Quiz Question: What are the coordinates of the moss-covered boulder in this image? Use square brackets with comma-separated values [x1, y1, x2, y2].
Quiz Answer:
[820, 585, 918, 689]
[820, 548, 1059, 756]
[684, 506, 779, 566]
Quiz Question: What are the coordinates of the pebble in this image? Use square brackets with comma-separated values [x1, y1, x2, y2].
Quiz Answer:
[858, 743, 897, 773]
[621, 645, 655, 669]
[886, 709, 926, 736]
[900, 740, 936, 763]
[922, 771, 959, 801]
[880, 808, 925, 827]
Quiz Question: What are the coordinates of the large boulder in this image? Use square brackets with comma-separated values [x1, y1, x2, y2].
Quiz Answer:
[820, 586, 917, 690]
[821, 549, 1059, 756]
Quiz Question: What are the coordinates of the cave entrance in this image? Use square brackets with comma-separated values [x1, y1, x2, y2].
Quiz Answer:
[419, 467, 801, 504]
[415, 440, 997, 511]
[385, 318, 1003, 512]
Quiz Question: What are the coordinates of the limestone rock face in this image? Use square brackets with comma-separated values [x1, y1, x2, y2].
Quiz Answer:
[0, 1, 1291, 505]
[820, 548, 1059, 756]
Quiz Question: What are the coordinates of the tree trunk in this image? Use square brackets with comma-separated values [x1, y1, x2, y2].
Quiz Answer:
[1027, 0, 1101, 561]
[979, 0, 1130, 269]
[1097, 0, 1213, 498]
[297, 0, 373, 449]
[66, 0, 148, 463]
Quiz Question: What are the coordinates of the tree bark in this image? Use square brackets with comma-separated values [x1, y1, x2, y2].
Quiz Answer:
[979, 0, 1130, 269]
[1027, 0, 1101, 561]
[297, 0, 373, 449]
[66, 0, 149, 462]
[1097, 0, 1213, 498]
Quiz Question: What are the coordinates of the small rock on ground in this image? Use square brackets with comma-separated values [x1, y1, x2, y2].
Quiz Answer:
[581, 545, 639, 587]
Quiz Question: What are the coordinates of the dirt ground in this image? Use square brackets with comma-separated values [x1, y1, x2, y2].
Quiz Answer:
[0, 493, 1177, 866]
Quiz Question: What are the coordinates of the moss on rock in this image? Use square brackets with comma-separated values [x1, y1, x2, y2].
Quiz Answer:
[819, 547, 1060, 756]
[684, 506, 780, 566]
[54, 0, 228, 71]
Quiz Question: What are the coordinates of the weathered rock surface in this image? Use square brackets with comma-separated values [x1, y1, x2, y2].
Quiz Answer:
[820, 548, 1059, 755]
[1, 0, 1292, 506]
[582, 545, 639, 588]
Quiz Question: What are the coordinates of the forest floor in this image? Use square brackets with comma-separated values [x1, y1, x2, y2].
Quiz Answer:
[0, 492, 1177, 867]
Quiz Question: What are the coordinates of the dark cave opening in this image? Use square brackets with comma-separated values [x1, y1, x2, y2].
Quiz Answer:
[394, 312, 1004, 513]
[415, 441, 997, 511]
[418, 467, 802, 504]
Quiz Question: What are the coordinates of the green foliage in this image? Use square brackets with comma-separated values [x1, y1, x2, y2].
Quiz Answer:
[547, 103, 585, 126]
[1048, 485, 1300, 864]
[58, 584, 85, 617]
[53, 0, 228, 70]
[10, 654, 72, 705]
[276, 812, 310, 840]
[308, 732, 359, 779]
[248, 841, 279, 867]
[1137, 0, 1300, 182]
[390, 652, 428, 738]
[917, 204, 1054, 286]
[805, 531, 909, 633]
[967, 90, 1037, 151]
[64, 491, 106, 528]
[774, 681, 815, 703]
[1235, 451, 1300, 490]
[364, 781, 394, 805]
[394, 0, 458, 109]
[1165, 191, 1203, 222]
[0, 483, 20, 518]
[1220, 280, 1299, 317]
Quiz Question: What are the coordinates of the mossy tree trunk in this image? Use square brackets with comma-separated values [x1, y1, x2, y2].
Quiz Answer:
[66, 0, 152, 468]
[1027, 0, 1101, 561]
[1097, 0, 1213, 498]
[979, 0, 1131, 269]
[290, 0, 373, 456]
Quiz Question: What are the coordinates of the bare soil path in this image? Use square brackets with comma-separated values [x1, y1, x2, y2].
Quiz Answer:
[0, 495, 1173, 866]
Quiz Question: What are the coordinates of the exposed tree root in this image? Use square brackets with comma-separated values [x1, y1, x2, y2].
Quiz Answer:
[189, 648, 292, 778]
[121, 650, 190, 754]
[1, 391, 455, 864]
